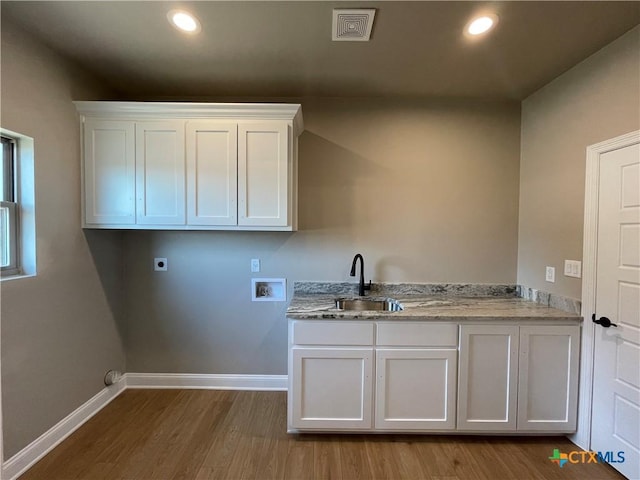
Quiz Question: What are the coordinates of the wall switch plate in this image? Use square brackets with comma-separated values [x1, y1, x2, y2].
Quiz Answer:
[154, 258, 168, 271]
[251, 258, 260, 273]
[564, 260, 582, 278]
[545, 266, 555, 283]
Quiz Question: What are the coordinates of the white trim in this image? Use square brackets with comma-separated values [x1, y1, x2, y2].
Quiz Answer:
[0, 279, 3, 479]
[571, 130, 640, 451]
[0, 129, 36, 280]
[73, 101, 304, 137]
[124, 373, 288, 391]
[1, 379, 126, 480]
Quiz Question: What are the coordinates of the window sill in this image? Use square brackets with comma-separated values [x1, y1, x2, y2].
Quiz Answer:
[1, 271, 36, 282]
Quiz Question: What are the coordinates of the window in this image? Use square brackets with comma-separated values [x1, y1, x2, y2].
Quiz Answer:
[1, 129, 35, 279]
[1, 136, 19, 274]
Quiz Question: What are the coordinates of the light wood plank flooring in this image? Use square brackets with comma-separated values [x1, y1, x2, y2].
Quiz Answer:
[20, 390, 625, 480]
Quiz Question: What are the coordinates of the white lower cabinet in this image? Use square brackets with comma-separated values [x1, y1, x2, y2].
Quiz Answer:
[290, 347, 373, 430]
[288, 319, 580, 434]
[375, 348, 457, 430]
[457, 325, 519, 431]
[288, 320, 374, 431]
[288, 319, 458, 432]
[517, 325, 580, 431]
[457, 323, 580, 433]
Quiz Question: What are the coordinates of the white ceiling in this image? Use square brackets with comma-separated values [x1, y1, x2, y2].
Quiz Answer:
[2, 1, 639, 100]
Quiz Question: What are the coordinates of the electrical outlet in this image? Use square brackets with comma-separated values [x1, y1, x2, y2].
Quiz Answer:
[545, 266, 555, 283]
[154, 258, 168, 271]
[251, 258, 260, 273]
[564, 260, 582, 278]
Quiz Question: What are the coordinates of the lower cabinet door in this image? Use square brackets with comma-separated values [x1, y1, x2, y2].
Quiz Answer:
[375, 349, 457, 430]
[290, 347, 373, 430]
[457, 325, 519, 431]
[517, 325, 580, 431]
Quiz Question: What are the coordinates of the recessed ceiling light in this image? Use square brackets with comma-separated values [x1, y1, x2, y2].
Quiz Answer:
[167, 10, 201, 34]
[466, 14, 499, 36]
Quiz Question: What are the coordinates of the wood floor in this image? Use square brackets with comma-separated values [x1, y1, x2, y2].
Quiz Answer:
[20, 389, 625, 480]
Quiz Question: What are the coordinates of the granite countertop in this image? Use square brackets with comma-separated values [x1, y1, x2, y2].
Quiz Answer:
[286, 282, 582, 322]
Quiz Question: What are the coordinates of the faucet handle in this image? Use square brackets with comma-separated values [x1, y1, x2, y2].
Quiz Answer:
[365, 280, 372, 292]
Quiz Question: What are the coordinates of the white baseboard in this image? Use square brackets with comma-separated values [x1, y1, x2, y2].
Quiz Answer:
[1, 373, 287, 480]
[124, 372, 288, 391]
[1, 379, 126, 480]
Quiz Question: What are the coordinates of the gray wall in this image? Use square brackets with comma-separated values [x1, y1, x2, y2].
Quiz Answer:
[9, 8, 636, 463]
[122, 98, 521, 373]
[0, 20, 126, 458]
[518, 26, 640, 299]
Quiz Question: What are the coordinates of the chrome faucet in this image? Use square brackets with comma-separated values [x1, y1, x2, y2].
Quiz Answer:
[350, 253, 371, 296]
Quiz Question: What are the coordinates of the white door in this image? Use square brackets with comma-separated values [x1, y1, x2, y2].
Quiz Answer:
[83, 119, 135, 225]
[517, 325, 580, 432]
[290, 347, 373, 430]
[237, 122, 289, 227]
[186, 121, 238, 226]
[136, 121, 186, 225]
[457, 325, 519, 431]
[591, 140, 640, 480]
[375, 348, 457, 430]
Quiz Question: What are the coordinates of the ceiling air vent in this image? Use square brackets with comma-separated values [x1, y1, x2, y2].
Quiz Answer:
[332, 9, 376, 42]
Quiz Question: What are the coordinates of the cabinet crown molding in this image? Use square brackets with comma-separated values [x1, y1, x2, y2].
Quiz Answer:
[74, 101, 304, 137]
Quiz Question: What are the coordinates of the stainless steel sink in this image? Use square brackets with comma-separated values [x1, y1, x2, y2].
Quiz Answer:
[335, 298, 404, 312]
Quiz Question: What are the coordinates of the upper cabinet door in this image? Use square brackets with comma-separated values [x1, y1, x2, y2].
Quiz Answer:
[237, 122, 289, 227]
[186, 121, 238, 226]
[135, 121, 186, 225]
[84, 119, 135, 225]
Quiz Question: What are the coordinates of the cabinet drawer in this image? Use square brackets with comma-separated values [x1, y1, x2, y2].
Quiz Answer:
[291, 321, 374, 346]
[376, 322, 458, 347]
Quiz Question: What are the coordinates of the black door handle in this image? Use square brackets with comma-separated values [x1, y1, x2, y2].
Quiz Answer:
[592, 314, 618, 328]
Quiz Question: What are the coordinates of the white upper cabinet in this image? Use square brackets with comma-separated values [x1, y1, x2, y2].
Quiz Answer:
[186, 121, 237, 226]
[75, 102, 303, 231]
[136, 121, 186, 225]
[83, 119, 135, 225]
[238, 122, 289, 227]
